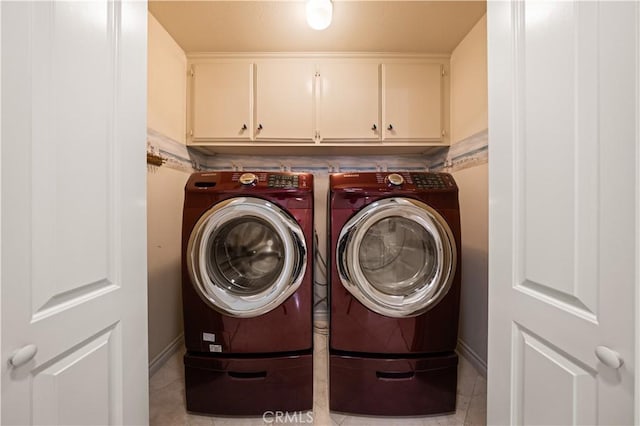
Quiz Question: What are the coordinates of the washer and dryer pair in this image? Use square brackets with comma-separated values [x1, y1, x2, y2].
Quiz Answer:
[181, 171, 460, 417]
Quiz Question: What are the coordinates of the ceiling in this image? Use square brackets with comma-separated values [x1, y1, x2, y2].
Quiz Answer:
[148, 1, 486, 54]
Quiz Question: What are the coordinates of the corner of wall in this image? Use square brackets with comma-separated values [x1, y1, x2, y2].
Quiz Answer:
[447, 14, 489, 369]
[147, 12, 187, 146]
[450, 13, 487, 146]
[146, 13, 190, 366]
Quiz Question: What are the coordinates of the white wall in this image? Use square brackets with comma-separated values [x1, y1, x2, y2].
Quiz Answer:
[147, 12, 189, 371]
[450, 14, 488, 374]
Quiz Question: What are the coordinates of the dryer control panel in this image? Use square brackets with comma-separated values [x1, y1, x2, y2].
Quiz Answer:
[372, 172, 456, 190]
[410, 173, 454, 190]
[267, 173, 300, 189]
[332, 172, 456, 192]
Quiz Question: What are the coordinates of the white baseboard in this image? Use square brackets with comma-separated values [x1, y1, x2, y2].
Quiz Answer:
[457, 338, 487, 378]
[149, 333, 184, 378]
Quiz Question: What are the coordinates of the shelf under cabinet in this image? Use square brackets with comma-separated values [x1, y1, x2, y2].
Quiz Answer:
[187, 141, 448, 156]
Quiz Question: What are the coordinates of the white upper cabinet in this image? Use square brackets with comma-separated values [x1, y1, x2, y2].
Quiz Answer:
[191, 62, 253, 140]
[186, 56, 448, 154]
[254, 61, 316, 141]
[317, 62, 380, 141]
[382, 63, 442, 141]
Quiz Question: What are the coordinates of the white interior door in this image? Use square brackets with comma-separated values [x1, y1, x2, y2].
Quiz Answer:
[1, 1, 148, 424]
[488, 1, 638, 424]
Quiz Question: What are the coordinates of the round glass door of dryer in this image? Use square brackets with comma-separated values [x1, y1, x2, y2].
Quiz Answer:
[337, 197, 456, 318]
[187, 197, 306, 318]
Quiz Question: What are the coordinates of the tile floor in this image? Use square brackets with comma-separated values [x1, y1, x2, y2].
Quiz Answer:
[149, 324, 487, 426]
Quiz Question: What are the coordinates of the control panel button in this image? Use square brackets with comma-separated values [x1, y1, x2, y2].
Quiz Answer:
[239, 173, 258, 185]
[386, 173, 404, 186]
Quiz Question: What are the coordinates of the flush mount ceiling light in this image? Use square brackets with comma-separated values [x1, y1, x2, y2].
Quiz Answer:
[306, 0, 333, 31]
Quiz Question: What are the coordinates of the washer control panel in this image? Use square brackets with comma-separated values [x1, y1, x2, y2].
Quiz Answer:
[267, 173, 300, 188]
[188, 171, 312, 191]
[410, 173, 452, 190]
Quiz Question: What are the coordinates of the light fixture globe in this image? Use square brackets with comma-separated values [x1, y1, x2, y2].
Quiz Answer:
[306, 0, 333, 31]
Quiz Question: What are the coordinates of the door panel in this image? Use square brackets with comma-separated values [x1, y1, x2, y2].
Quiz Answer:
[318, 62, 379, 141]
[254, 61, 315, 141]
[30, 0, 117, 318]
[382, 63, 442, 141]
[488, 1, 637, 424]
[520, 1, 598, 315]
[1, 1, 148, 424]
[192, 62, 253, 140]
[513, 325, 597, 425]
[32, 326, 119, 425]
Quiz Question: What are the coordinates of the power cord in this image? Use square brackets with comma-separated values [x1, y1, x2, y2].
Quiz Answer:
[313, 229, 328, 309]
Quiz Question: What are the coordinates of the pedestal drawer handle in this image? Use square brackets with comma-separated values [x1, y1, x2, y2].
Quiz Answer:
[376, 371, 414, 380]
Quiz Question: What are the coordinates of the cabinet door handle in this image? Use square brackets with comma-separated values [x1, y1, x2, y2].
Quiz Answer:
[387, 124, 393, 131]
[257, 124, 263, 131]
[241, 124, 247, 130]
[371, 124, 377, 131]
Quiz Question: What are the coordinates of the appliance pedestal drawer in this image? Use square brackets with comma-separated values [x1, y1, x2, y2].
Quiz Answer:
[184, 352, 313, 416]
[329, 352, 458, 416]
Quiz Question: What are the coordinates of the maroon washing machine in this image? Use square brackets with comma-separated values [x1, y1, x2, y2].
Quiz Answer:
[329, 172, 461, 416]
[182, 171, 313, 415]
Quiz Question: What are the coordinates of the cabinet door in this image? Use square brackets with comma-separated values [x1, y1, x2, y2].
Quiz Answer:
[318, 62, 380, 141]
[382, 63, 442, 141]
[255, 61, 315, 141]
[191, 62, 252, 140]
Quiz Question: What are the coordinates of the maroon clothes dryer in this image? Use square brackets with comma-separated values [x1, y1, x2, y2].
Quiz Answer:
[181, 171, 313, 415]
[328, 172, 461, 416]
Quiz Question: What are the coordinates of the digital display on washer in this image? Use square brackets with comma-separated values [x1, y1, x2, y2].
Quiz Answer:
[267, 174, 299, 188]
[411, 173, 448, 189]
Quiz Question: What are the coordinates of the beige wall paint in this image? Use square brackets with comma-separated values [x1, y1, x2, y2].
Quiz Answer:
[148, 12, 187, 144]
[453, 164, 488, 368]
[147, 12, 189, 368]
[450, 14, 488, 372]
[450, 14, 487, 144]
[147, 167, 188, 364]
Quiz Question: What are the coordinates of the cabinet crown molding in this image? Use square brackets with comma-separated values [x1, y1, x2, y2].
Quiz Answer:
[187, 52, 451, 61]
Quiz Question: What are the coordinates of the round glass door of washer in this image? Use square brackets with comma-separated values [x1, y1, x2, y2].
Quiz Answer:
[187, 197, 306, 318]
[337, 197, 456, 318]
